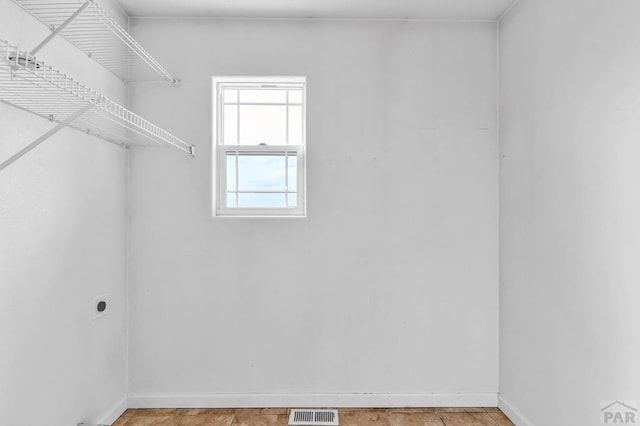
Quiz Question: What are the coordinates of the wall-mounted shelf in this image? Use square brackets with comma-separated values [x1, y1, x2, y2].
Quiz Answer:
[0, 40, 194, 170]
[11, 0, 177, 83]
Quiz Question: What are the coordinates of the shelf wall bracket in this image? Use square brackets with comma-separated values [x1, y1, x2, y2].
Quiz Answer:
[0, 103, 94, 172]
[30, 0, 91, 56]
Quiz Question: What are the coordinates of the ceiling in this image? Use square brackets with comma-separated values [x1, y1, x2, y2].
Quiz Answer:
[115, 0, 516, 21]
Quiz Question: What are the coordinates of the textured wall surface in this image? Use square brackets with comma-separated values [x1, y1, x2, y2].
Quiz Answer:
[0, 0, 128, 424]
[127, 18, 499, 405]
[499, 1, 640, 424]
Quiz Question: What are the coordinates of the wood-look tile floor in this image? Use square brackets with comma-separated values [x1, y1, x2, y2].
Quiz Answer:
[112, 407, 514, 426]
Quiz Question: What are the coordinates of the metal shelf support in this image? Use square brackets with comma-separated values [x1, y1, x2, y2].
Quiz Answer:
[0, 103, 93, 172]
[30, 1, 90, 56]
[0, 40, 195, 165]
[12, 0, 179, 83]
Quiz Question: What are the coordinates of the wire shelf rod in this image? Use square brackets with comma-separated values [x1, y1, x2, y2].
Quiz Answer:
[0, 40, 194, 158]
[12, 0, 178, 83]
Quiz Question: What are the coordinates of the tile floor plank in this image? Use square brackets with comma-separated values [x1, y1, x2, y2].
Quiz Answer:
[388, 412, 445, 426]
[185, 409, 237, 416]
[112, 417, 129, 426]
[339, 408, 389, 413]
[232, 413, 288, 426]
[120, 410, 136, 418]
[111, 407, 517, 426]
[439, 412, 498, 426]
[128, 408, 187, 417]
[236, 408, 289, 415]
[179, 414, 235, 426]
[485, 410, 515, 426]
[340, 412, 391, 426]
[120, 415, 183, 425]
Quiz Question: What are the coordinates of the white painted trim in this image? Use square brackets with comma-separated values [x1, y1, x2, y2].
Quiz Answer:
[97, 397, 128, 425]
[128, 392, 498, 409]
[498, 396, 533, 426]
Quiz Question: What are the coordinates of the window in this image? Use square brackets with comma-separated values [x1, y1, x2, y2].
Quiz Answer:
[212, 76, 306, 217]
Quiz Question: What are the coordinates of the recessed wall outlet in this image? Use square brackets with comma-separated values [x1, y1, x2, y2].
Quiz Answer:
[92, 294, 109, 320]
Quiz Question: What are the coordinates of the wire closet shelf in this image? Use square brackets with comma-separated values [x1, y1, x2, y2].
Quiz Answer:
[11, 0, 177, 83]
[0, 40, 194, 154]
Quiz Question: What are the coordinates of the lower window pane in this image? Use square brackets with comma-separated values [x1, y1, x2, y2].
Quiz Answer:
[226, 193, 237, 208]
[238, 193, 286, 208]
[287, 154, 297, 191]
[238, 154, 286, 191]
[222, 150, 299, 210]
[226, 154, 236, 191]
[287, 193, 297, 208]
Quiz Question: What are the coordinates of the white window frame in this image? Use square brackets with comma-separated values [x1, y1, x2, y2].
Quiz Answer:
[212, 76, 306, 217]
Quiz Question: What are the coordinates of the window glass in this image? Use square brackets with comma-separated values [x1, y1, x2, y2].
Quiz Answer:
[288, 105, 303, 145]
[287, 154, 297, 192]
[223, 89, 238, 103]
[238, 105, 287, 145]
[224, 151, 298, 210]
[288, 89, 303, 104]
[238, 193, 287, 208]
[223, 105, 238, 144]
[237, 153, 287, 191]
[239, 89, 287, 104]
[214, 77, 305, 216]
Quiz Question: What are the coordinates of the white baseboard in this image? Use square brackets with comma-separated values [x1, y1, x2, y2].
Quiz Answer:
[128, 392, 498, 409]
[97, 397, 127, 425]
[498, 396, 533, 426]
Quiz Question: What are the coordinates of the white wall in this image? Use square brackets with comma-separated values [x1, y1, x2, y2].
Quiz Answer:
[499, 1, 640, 425]
[0, 1, 128, 424]
[127, 19, 499, 406]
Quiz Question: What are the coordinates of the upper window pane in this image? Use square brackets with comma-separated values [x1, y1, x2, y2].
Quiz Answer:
[239, 105, 287, 145]
[239, 89, 287, 104]
[288, 105, 303, 146]
[223, 89, 238, 103]
[219, 82, 305, 146]
[288, 89, 303, 104]
[222, 105, 238, 144]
